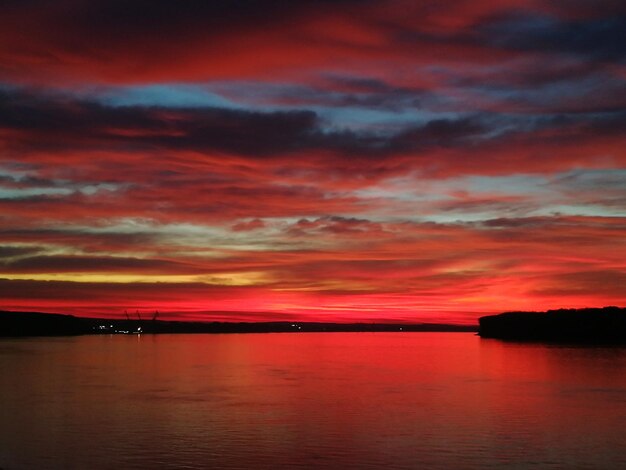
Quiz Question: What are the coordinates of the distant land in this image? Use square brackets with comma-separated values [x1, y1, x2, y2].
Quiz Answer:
[479, 306, 626, 343]
[0, 310, 477, 337]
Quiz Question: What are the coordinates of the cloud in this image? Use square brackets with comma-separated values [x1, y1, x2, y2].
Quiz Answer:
[1, 255, 197, 274]
[0, 0, 623, 89]
[0, 228, 159, 253]
[286, 216, 387, 238]
[479, 13, 626, 63]
[0, 1, 624, 322]
[0, 212, 624, 321]
[231, 219, 266, 232]
[0, 245, 41, 258]
[0, 0, 381, 85]
[532, 270, 626, 299]
[5, 88, 619, 191]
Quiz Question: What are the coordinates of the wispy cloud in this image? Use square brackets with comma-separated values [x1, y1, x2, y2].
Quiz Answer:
[0, 0, 624, 322]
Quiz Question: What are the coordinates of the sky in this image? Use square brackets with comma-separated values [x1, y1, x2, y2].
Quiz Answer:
[0, 0, 624, 324]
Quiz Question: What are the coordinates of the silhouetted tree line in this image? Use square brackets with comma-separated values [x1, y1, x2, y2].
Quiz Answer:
[0, 310, 476, 337]
[479, 306, 626, 342]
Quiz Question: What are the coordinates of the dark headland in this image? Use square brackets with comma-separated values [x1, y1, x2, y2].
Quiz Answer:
[479, 306, 626, 343]
[0, 310, 476, 337]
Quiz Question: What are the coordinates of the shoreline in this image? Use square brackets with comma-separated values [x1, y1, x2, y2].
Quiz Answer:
[0, 310, 476, 337]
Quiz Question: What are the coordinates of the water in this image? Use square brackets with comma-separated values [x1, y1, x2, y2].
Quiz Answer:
[1, 333, 626, 469]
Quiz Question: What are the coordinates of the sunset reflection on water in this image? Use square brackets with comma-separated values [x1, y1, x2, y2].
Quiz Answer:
[1, 333, 626, 469]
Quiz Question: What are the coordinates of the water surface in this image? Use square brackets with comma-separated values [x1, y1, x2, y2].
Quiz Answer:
[1, 333, 626, 469]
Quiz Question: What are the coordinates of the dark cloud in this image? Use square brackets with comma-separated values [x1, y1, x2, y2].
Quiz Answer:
[0, 246, 41, 258]
[480, 217, 561, 229]
[479, 13, 626, 63]
[231, 219, 266, 232]
[0, 0, 381, 85]
[0, 88, 494, 157]
[479, 215, 626, 230]
[582, 110, 626, 135]
[533, 270, 626, 298]
[1, 86, 623, 186]
[46, 0, 371, 33]
[551, 169, 626, 191]
[547, 0, 626, 16]
[287, 216, 385, 236]
[0, 229, 157, 252]
[2, 255, 196, 274]
[254, 77, 432, 111]
[0, 174, 58, 189]
[0, 89, 319, 155]
[0, 89, 148, 132]
[436, 197, 532, 215]
[391, 117, 487, 151]
[0, 0, 374, 45]
[0, 278, 241, 300]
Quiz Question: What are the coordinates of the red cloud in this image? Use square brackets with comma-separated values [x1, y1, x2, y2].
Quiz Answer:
[0, 1, 624, 323]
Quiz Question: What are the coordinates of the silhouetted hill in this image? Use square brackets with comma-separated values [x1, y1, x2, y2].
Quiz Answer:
[0, 310, 476, 337]
[0, 311, 88, 336]
[479, 307, 626, 342]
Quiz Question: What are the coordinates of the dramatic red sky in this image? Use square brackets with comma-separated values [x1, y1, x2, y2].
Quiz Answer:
[0, 0, 624, 324]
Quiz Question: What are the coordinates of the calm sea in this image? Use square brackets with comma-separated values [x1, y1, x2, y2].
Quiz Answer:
[1, 333, 626, 469]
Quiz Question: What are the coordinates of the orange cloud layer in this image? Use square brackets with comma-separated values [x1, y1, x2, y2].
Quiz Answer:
[0, 0, 624, 322]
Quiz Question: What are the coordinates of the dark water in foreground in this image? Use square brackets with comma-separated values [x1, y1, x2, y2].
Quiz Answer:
[1, 333, 626, 469]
